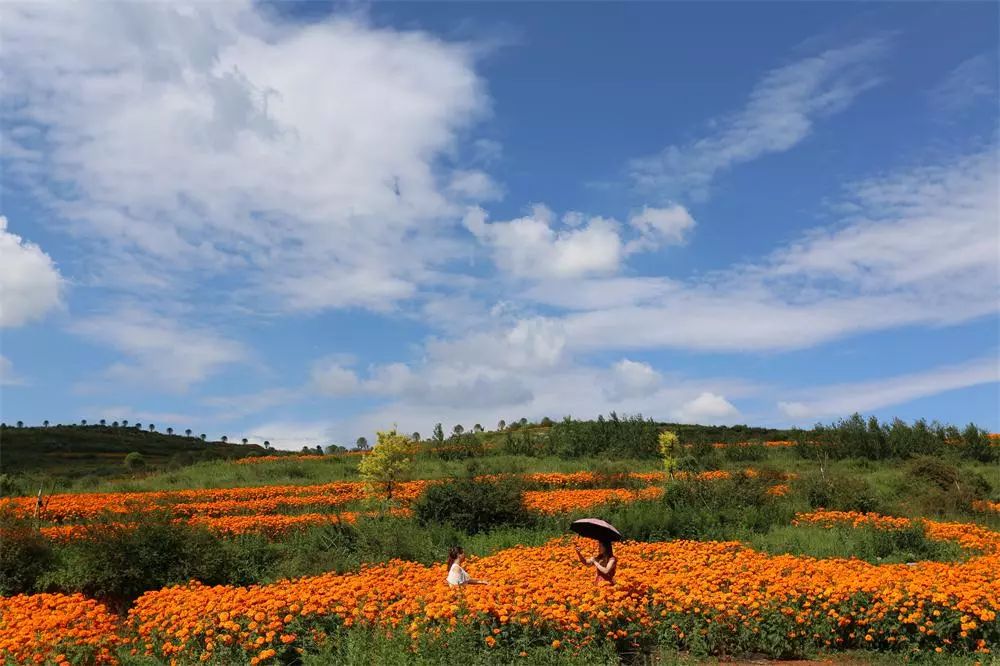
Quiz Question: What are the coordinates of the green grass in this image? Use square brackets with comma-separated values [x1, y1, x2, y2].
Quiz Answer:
[748, 524, 966, 564]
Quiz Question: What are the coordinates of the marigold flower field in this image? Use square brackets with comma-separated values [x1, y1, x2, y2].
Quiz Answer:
[3, 510, 998, 664]
[2, 463, 998, 664]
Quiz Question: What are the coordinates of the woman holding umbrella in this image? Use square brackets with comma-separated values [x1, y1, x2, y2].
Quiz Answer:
[570, 518, 620, 585]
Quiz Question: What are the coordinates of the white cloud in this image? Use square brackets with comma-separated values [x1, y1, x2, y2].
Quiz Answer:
[245, 421, 338, 450]
[73, 309, 247, 392]
[778, 357, 999, 421]
[630, 38, 888, 200]
[606, 359, 662, 400]
[551, 146, 998, 352]
[625, 205, 696, 251]
[448, 170, 503, 201]
[673, 392, 741, 424]
[463, 205, 623, 279]
[0, 216, 63, 328]
[1, 2, 491, 314]
[0, 355, 24, 386]
[928, 54, 998, 116]
[310, 359, 362, 396]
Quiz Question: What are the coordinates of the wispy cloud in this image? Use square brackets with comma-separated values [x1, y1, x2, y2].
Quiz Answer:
[928, 53, 998, 117]
[73, 309, 247, 392]
[629, 37, 889, 201]
[778, 357, 999, 421]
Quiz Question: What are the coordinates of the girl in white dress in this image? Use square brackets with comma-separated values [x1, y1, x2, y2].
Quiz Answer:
[446, 546, 489, 586]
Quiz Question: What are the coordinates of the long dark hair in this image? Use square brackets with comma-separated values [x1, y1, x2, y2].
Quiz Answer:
[447, 545, 464, 569]
[596, 540, 614, 562]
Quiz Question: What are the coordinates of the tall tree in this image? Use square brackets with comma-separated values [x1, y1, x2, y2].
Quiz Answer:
[242, 438, 248, 446]
[185, 429, 192, 437]
[166, 427, 174, 435]
[433, 423, 445, 445]
[356, 436, 369, 451]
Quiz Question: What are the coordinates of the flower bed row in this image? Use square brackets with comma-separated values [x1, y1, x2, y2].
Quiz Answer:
[5, 470, 769, 523]
[5, 517, 997, 664]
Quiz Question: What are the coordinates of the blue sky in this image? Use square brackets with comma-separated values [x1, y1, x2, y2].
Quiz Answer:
[1, 2, 997, 448]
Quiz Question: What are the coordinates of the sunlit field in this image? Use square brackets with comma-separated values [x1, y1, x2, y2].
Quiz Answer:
[1, 417, 998, 665]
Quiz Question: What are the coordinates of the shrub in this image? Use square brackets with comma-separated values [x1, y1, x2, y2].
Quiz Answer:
[0, 517, 54, 595]
[414, 477, 532, 534]
[123, 451, 146, 473]
[40, 515, 233, 607]
[722, 442, 767, 462]
[800, 473, 883, 513]
[902, 456, 991, 516]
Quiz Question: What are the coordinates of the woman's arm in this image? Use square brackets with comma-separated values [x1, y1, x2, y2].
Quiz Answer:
[592, 557, 616, 575]
[574, 545, 590, 565]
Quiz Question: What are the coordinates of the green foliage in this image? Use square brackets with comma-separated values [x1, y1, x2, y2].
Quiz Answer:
[658, 431, 679, 476]
[39, 516, 237, 607]
[900, 456, 992, 517]
[545, 412, 660, 459]
[0, 516, 54, 595]
[0, 423, 271, 479]
[414, 477, 533, 534]
[597, 473, 797, 543]
[751, 523, 965, 564]
[358, 429, 415, 500]
[961, 423, 997, 463]
[801, 413, 992, 461]
[123, 451, 146, 472]
[800, 472, 884, 513]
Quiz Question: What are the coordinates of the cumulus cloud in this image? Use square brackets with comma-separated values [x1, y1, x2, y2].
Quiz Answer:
[606, 359, 663, 400]
[0, 216, 62, 328]
[778, 357, 999, 421]
[673, 392, 740, 423]
[463, 205, 623, 279]
[310, 359, 362, 396]
[1, 2, 491, 313]
[73, 309, 247, 392]
[626, 205, 696, 251]
[630, 38, 888, 200]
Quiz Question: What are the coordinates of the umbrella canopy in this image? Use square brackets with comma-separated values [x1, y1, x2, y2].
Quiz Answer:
[570, 518, 623, 543]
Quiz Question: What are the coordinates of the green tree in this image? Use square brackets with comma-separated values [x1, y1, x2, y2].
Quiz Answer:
[148, 423, 156, 432]
[242, 438, 248, 446]
[185, 429, 192, 437]
[264, 441, 272, 449]
[411, 432, 421, 442]
[658, 430, 680, 478]
[356, 436, 369, 451]
[451, 424, 464, 437]
[166, 427, 174, 436]
[200, 433, 206, 441]
[220, 435, 228, 443]
[123, 452, 146, 473]
[498, 419, 506, 431]
[358, 429, 415, 501]
[432, 423, 445, 445]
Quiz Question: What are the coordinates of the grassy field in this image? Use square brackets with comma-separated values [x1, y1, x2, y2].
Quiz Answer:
[0, 416, 997, 664]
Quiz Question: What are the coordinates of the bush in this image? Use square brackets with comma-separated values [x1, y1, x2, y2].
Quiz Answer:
[0, 517, 54, 595]
[800, 473, 883, 513]
[722, 442, 767, 462]
[902, 456, 991, 516]
[414, 477, 532, 534]
[123, 451, 146, 473]
[40, 515, 233, 607]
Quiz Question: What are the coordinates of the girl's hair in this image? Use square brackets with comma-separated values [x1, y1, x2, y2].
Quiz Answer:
[447, 546, 464, 569]
[597, 540, 614, 561]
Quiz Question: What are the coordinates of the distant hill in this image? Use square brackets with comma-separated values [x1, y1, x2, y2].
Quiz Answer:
[0, 424, 277, 478]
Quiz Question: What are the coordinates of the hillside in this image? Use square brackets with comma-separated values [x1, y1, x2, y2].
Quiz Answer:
[0, 424, 274, 478]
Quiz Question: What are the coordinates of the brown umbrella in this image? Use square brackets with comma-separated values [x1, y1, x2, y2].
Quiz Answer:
[570, 518, 623, 542]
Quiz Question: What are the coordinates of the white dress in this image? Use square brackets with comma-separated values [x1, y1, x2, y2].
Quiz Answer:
[447, 561, 471, 586]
